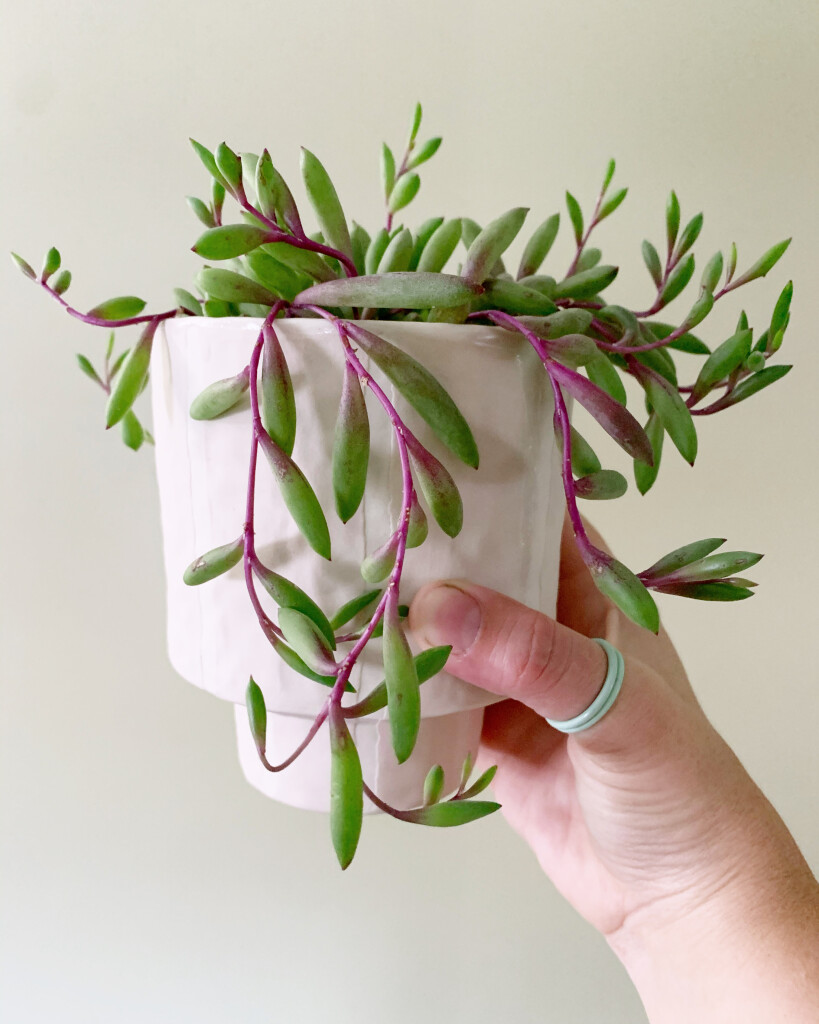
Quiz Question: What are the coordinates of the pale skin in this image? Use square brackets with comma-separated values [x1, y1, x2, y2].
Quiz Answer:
[409, 517, 819, 1024]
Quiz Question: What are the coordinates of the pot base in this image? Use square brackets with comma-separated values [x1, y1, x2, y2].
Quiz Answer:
[234, 704, 486, 813]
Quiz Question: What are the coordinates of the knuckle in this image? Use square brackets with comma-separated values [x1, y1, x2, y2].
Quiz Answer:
[488, 607, 562, 699]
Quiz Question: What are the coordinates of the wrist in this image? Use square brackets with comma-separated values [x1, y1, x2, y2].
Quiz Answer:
[609, 859, 819, 1023]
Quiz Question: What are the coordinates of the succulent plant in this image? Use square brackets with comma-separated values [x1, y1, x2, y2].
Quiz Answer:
[13, 103, 794, 867]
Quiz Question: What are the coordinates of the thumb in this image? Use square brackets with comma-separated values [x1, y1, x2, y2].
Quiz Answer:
[409, 579, 673, 754]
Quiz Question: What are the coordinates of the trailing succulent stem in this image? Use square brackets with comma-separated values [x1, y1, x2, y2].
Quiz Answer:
[15, 102, 795, 865]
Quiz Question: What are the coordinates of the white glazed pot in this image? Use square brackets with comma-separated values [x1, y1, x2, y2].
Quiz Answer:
[151, 317, 565, 812]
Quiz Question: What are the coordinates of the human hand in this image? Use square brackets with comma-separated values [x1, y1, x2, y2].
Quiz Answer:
[409, 517, 819, 1023]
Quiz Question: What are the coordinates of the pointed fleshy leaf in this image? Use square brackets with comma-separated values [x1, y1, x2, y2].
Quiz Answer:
[459, 765, 498, 800]
[459, 752, 475, 792]
[543, 333, 598, 369]
[295, 272, 477, 310]
[517, 213, 560, 279]
[633, 362, 697, 465]
[575, 247, 603, 273]
[640, 538, 726, 580]
[364, 228, 390, 276]
[350, 222, 370, 275]
[407, 136, 442, 170]
[565, 192, 583, 245]
[402, 801, 501, 826]
[666, 191, 680, 251]
[11, 252, 36, 279]
[388, 172, 421, 214]
[718, 364, 792, 408]
[183, 536, 244, 585]
[255, 150, 302, 234]
[88, 296, 147, 321]
[462, 207, 529, 286]
[569, 426, 601, 477]
[253, 564, 335, 648]
[246, 251, 310, 303]
[41, 247, 61, 280]
[261, 240, 335, 282]
[642, 240, 663, 288]
[197, 267, 279, 306]
[769, 280, 793, 343]
[52, 270, 72, 295]
[383, 595, 420, 764]
[673, 213, 704, 260]
[549, 362, 653, 465]
[691, 328, 753, 401]
[329, 707, 363, 870]
[268, 633, 338, 688]
[408, 217, 445, 271]
[634, 413, 664, 495]
[574, 470, 628, 500]
[377, 227, 414, 274]
[346, 323, 478, 468]
[121, 410, 145, 451]
[345, 645, 451, 719]
[416, 218, 462, 274]
[76, 354, 103, 387]
[381, 143, 396, 200]
[258, 433, 331, 559]
[193, 224, 269, 260]
[174, 288, 203, 315]
[246, 677, 267, 758]
[189, 368, 249, 420]
[408, 101, 423, 145]
[634, 345, 677, 386]
[588, 550, 660, 633]
[731, 239, 791, 288]
[258, 323, 297, 455]
[553, 265, 618, 301]
[670, 551, 762, 583]
[599, 187, 628, 221]
[423, 765, 445, 806]
[405, 434, 464, 537]
[333, 360, 370, 522]
[190, 139, 227, 187]
[643, 321, 710, 355]
[480, 279, 558, 316]
[680, 288, 714, 331]
[186, 196, 215, 228]
[700, 251, 724, 293]
[660, 253, 695, 306]
[361, 534, 398, 584]
[652, 580, 754, 601]
[406, 492, 429, 548]
[105, 325, 154, 428]
[300, 148, 353, 259]
[586, 353, 628, 404]
[329, 589, 382, 631]
[215, 142, 242, 191]
[278, 607, 336, 675]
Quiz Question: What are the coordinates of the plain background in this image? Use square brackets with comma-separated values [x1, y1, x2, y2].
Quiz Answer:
[1, 1, 817, 1021]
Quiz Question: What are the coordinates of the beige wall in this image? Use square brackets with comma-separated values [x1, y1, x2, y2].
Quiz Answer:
[1, 0, 817, 1021]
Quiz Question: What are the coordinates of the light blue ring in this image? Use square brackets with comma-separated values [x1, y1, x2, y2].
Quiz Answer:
[545, 638, 624, 734]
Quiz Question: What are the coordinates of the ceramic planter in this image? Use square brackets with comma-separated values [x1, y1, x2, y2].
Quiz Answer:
[150, 317, 565, 812]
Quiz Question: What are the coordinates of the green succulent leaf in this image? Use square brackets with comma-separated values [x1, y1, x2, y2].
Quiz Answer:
[253, 564, 335, 648]
[258, 322, 297, 455]
[402, 801, 501, 826]
[659, 253, 695, 306]
[462, 207, 528, 286]
[190, 139, 227, 187]
[691, 328, 753, 401]
[11, 252, 36, 279]
[666, 191, 680, 252]
[407, 136, 442, 170]
[575, 247, 603, 273]
[121, 409, 145, 451]
[88, 296, 147, 321]
[414, 218, 461, 274]
[189, 369, 249, 420]
[105, 326, 154, 427]
[174, 288, 203, 315]
[183, 536, 244, 585]
[261, 240, 335, 283]
[186, 196, 215, 228]
[589, 551, 660, 633]
[246, 251, 310, 304]
[700, 251, 724, 293]
[731, 238, 791, 287]
[333, 360, 370, 522]
[585, 353, 628, 405]
[278, 607, 337, 676]
[459, 764, 498, 800]
[364, 229, 390, 276]
[634, 412, 664, 495]
[517, 213, 560, 280]
[329, 708, 363, 870]
[192, 224, 270, 260]
[641, 240, 663, 289]
[255, 150, 302, 234]
[245, 677, 267, 759]
[383, 597, 421, 764]
[574, 469, 628, 500]
[769, 280, 793, 343]
[553, 265, 618, 301]
[197, 268, 279, 306]
[480, 279, 558, 316]
[258, 433, 331, 559]
[640, 538, 727, 580]
[350, 222, 371, 275]
[52, 269, 72, 294]
[632, 361, 697, 465]
[568, 426, 602, 476]
[673, 213, 704, 260]
[651, 580, 754, 601]
[76, 354, 103, 387]
[329, 589, 382, 631]
[670, 551, 763, 583]
[408, 217, 445, 270]
[295, 272, 477, 310]
[643, 321, 710, 355]
[378, 227, 414, 274]
[269, 635, 338, 688]
[381, 143, 396, 200]
[599, 187, 628, 221]
[718, 364, 792, 409]
[388, 172, 421, 214]
[41, 246, 61, 280]
[565, 192, 584, 245]
[300, 147, 353, 260]
[346, 645, 451, 719]
[360, 535, 398, 585]
[423, 765, 445, 806]
[215, 142, 243, 191]
[346, 323, 478, 468]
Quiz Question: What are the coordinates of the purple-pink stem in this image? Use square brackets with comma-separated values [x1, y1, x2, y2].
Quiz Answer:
[565, 189, 606, 279]
[235, 185, 358, 279]
[472, 308, 595, 560]
[38, 277, 177, 329]
[385, 141, 413, 234]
